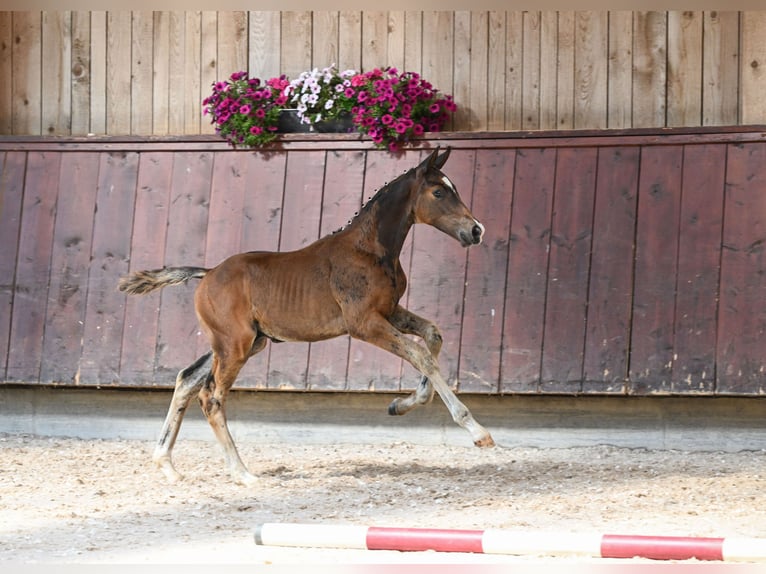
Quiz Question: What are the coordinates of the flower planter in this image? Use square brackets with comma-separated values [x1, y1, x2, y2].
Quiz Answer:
[277, 109, 311, 133]
[313, 112, 355, 134]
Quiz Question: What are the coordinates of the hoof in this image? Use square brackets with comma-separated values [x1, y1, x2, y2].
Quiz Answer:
[387, 399, 401, 416]
[474, 435, 496, 448]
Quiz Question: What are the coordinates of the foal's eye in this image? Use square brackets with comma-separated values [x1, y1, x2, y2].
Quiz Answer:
[433, 188, 443, 199]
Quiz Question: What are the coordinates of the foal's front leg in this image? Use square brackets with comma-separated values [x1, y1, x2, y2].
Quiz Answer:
[387, 306, 441, 415]
[353, 312, 495, 448]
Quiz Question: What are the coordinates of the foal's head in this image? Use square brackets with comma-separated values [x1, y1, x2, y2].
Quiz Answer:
[412, 148, 485, 247]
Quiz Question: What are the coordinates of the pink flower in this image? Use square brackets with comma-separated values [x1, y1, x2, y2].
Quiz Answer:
[239, 105, 251, 115]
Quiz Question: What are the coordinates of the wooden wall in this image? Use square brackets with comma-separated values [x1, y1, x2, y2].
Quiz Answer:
[2, 11, 766, 137]
[2, 128, 766, 396]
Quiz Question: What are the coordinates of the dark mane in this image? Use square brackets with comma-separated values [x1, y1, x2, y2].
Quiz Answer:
[332, 167, 416, 235]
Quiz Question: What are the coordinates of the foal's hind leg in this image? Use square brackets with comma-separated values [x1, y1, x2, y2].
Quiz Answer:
[387, 306, 441, 416]
[198, 335, 267, 486]
[153, 352, 213, 483]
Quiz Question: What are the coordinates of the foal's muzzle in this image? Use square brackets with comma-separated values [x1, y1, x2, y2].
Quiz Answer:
[459, 221, 485, 246]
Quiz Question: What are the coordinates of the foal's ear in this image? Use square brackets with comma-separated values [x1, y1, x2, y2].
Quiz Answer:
[417, 147, 450, 176]
[432, 146, 451, 170]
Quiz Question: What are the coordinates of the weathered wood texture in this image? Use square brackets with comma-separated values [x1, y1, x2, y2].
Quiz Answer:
[2, 128, 766, 396]
[1, 11, 764, 136]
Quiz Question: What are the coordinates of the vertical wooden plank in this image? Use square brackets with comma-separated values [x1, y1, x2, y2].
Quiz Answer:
[71, 11, 91, 135]
[718, 142, 766, 395]
[504, 11, 523, 130]
[422, 12, 453, 127]
[458, 149, 513, 393]
[154, 151, 213, 380]
[608, 11, 634, 129]
[453, 12, 471, 130]
[0, 152, 27, 379]
[403, 11, 421, 73]
[629, 145, 683, 393]
[183, 12, 202, 135]
[667, 11, 703, 127]
[487, 11, 506, 131]
[540, 147, 598, 393]
[501, 148, 555, 393]
[575, 11, 607, 129]
[41, 11, 71, 135]
[152, 11, 170, 136]
[539, 12, 558, 130]
[386, 11, 405, 72]
[235, 152, 287, 389]
[266, 151, 326, 390]
[199, 11, 217, 135]
[347, 150, 416, 391]
[556, 12, 575, 130]
[106, 11, 132, 134]
[401, 150, 474, 392]
[306, 150, 366, 391]
[469, 11, 489, 131]
[521, 11, 541, 130]
[204, 152, 247, 268]
[740, 11, 766, 124]
[249, 12, 281, 78]
[89, 11, 106, 135]
[312, 11, 339, 67]
[702, 11, 739, 126]
[12, 12, 42, 135]
[119, 152, 173, 385]
[339, 11, 362, 71]
[280, 11, 312, 78]
[362, 11, 387, 71]
[167, 12, 185, 135]
[40, 153, 99, 384]
[582, 147, 640, 393]
[6, 151, 58, 382]
[0, 13, 12, 134]
[632, 11, 667, 128]
[131, 11, 154, 135]
[78, 152, 138, 385]
[672, 144, 725, 393]
[217, 11, 248, 78]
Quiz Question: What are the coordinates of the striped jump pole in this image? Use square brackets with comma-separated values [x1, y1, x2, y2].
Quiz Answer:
[254, 523, 765, 562]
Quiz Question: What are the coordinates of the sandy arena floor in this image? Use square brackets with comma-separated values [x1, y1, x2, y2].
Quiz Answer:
[1, 433, 764, 564]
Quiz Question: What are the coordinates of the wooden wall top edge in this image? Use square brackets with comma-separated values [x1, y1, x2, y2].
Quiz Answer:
[2, 126, 766, 152]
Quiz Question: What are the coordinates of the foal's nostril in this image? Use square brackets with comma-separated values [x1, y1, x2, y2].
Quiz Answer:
[472, 224, 483, 242]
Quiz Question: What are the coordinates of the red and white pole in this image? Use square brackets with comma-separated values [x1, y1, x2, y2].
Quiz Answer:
[254, 523, 765, 562]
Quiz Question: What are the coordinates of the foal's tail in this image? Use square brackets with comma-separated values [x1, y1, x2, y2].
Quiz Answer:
[118, 266, 209, 295]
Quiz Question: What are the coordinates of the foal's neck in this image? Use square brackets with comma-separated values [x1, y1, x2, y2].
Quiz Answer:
[349, 175, 416, 260]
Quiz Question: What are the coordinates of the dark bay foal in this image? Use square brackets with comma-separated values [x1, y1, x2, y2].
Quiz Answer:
[119, 147, 495, 485]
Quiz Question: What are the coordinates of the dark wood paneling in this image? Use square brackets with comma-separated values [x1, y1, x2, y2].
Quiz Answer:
[40, 152, 100, 384]
[6, 151, 59, 382]
[541, 147, 597, 393]
[582, 147, 640, 393]
[0, 152, 27, 381]
[155, 151, 213, 380]
[119, 152, 173, 385]
[501, 148, 556, 393]
[718, 142, 766, 394]
[672, 144, 726, 393]
[629, 146, 684, 393]
[78, 152, 139, 385]
[3, 128, 766, 396]
[458, 148, 513, 393]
